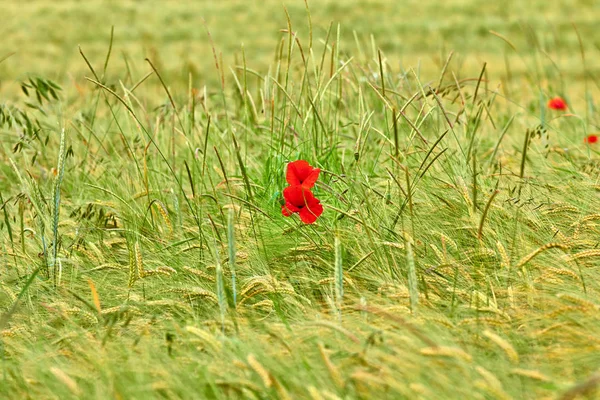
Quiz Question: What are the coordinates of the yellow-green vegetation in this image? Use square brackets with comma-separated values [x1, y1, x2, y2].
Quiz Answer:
[2, 1, 600, 399]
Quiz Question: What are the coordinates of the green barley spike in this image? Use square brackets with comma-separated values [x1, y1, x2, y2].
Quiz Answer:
[214, 237, 227, 329]
[227, 208, 237, 307]
[51, 128, 66, 286]
[134, 241, 144, 279]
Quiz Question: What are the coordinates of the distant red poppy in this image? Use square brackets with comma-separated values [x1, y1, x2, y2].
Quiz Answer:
[585, 134, 598, 144]
[547, 96, 567, 111]
[286, 160, 320, 189]
[281, 185, 323, 224]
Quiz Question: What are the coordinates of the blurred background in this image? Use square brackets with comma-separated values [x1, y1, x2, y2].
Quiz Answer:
[1, 0, 599, 97]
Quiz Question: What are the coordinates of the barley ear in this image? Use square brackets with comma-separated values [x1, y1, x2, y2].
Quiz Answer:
[213, 236, 227, 329]
[227, 207, 237, 307]
[51, 128, 67, 286]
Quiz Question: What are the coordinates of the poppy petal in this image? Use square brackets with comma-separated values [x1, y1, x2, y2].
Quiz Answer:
[282, 201, 300, 217]
[281, 206, 292, 216]
[299, 198, 323, 224]
[283, 185, 315, 207]
[301, 168, 320, 189]
[283, 186, 303, 206]
[286, 160, 312, 186]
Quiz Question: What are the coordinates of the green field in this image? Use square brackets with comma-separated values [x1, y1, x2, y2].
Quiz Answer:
[2, 1, 600, 398]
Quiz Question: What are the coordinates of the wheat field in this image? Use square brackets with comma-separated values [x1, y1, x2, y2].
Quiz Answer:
[1, 1, 600, 399]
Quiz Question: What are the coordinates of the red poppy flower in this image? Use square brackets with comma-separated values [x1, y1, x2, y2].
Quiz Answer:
[585, 134, 598, 144]
[281, 185, 323, 224]
[547, 96, 567, 111]
[286, 160, 320, 189]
